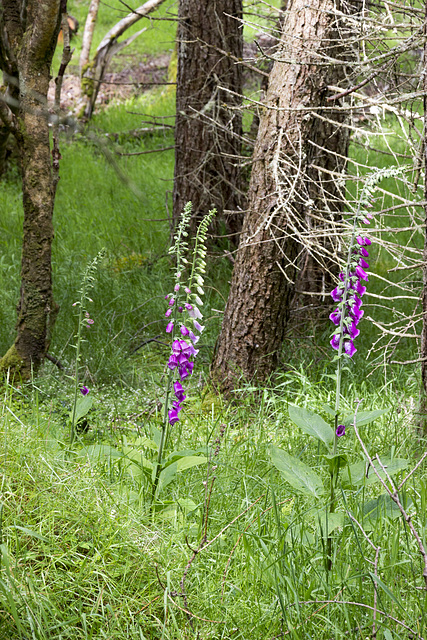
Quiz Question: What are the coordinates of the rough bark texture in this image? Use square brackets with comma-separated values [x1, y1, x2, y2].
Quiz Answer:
[211, 0, 352, 390]
[173, 0, 243, 238]
[0, 0, 62, 378]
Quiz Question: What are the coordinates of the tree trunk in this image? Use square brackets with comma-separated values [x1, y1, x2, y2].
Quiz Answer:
[211, 0, 352, 391]
[173, 0, 243, 239]
[79, 0, 100, 77]
[0, 0, 62, 378]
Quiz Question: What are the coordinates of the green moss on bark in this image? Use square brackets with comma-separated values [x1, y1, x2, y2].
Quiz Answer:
[0, 344, 26, 379]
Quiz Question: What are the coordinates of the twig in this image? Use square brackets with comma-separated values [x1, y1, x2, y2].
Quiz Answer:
[398, 450, 427, 490]
[45, 353, 66, 371]
[115, 145, 175, 156]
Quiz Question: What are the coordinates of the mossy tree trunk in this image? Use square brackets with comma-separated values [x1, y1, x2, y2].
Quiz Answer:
[211, 0, 353, 391]
[0, 0, 62, 378]
[173, 0, 244, 239]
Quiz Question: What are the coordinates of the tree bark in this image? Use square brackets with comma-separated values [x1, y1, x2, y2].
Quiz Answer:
[172, 0, 243, 239]
[79, 0, 100, 77]
[211, 0, 352, 390]
[0, 0, 62, 378]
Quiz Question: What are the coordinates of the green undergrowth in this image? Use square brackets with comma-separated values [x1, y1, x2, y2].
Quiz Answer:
[1, 362, 426, 639]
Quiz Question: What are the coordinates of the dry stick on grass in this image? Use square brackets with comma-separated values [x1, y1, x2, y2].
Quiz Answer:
[352, 399, 427, 589]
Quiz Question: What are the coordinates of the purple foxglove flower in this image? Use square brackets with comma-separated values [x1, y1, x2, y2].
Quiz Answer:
[166, 321, 174, 333]
[168, 408, 180, 425]
[80, 386, 89, 395]
[339, 272, 345, 281]
[174, 284, 180, 292]
[355, 265, 368, 281]
[186, 361, 194, 375]
[193, 320, 204, 333]
[172, 400, 182, 412]
[165, 308, 173, 318]
[172, 339, 180, 353]
[336, 424, 346, 437]
[174, 381, 186, 402]
[358, 258, 369, 270]
[185, 287, 191, 294]
[178, 306, 183, 313]
[185, 303, 193, 310]
[330, 334, 340, 350]
[179, 366, 190, 381]
[331, 286, 343, 302]
[169, 298, 175, 306]
[188, 306, 203, 320]
[348, 305, 364, 322]
[329, 309, 341, 326]
[354, 281, 366, 297]
[180, 325, 190, 336]
[168, 355, 179, 370]
[189, 330, 200, 344]
[356, 236, 371, 247]
[362, 218, 371, 225]
[177, 352, 189, 365]
[343, 340, 357, 357]
[359, 247, 369, 258]
[179, 339, 190, 352]
[348, 294, 362, 308]
[344, 322, 360, 339]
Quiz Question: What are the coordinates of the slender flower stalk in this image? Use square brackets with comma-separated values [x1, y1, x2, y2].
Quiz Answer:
[151, 204, 215, 504]
[325, 167, 401, 570]
[70, 250, 105, 445]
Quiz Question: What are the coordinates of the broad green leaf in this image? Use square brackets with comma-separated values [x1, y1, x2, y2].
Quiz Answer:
[270, 445, 324, 497]
[315, 511, 345, 537]
[159, 462, 178, 490]
[342, 457, 409, 487]
[363, 494, 411, 522]
[324, 453, 348, 475]
[122, 446, 154, 469]
[342, 409, 388, 427]
[159, 456, 207, 491]
[176, 498, 198, 513]
[288, 405, 334, 448]
[167, 447, 208, 462]
[70, 394, 93, 424]
[322, 403, 336, 417]
[133, 437, 158, 451]
[177, 455, 208, 471]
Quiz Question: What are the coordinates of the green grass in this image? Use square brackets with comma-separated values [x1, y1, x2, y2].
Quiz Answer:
[1, 361, 426, 639]
[2, 4, 427, 638]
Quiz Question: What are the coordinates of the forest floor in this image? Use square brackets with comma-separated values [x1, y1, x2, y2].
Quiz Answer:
[48, 53, 171, 112]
